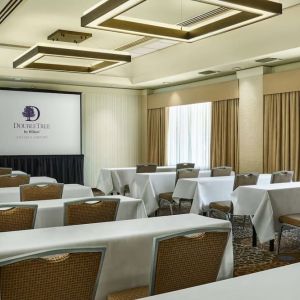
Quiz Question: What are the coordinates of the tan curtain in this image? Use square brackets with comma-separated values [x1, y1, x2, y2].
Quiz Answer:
[147, 108, 166, 165]
[264, 92, 300, 180]
[211, 99, 239, 172]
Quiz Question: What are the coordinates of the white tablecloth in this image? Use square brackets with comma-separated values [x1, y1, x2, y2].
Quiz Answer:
[0, 184, 93, 203]
[29, 177, 57, 184]
[12, 170, 27, 175]
[6, 196, 147, 228]
[0, 214, 233, 300]
[96, 166, 176, 194]
[139, 262, 300, 300]
[173, 174, 272, 214]
[129, 170, 218, 215]
[232, 182, 300, 243]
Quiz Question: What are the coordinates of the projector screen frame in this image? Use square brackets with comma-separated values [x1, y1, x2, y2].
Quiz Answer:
[0, 87, 82, 155]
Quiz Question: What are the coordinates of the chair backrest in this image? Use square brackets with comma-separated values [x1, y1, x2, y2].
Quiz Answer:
[0, 167, 12, 176]
[211, 166, 232, 177]
[0, 204, 37, 232]
[233, 173, 259, 191]
[64, 198, 120, 226]
[136, 164, 157, 173]
[20, 183, 64, 201]
[176, 168, 200, 184]
[271, 171, 294, 184]
[176, 163, 195, 170]
[150, 228, 229, 295]
[0, 247, 106, 300]
[0, 174, 30, 188]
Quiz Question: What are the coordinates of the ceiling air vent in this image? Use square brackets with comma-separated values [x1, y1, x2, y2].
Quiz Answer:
[255, 57, 280, 63]
[198, 70, 218, 75]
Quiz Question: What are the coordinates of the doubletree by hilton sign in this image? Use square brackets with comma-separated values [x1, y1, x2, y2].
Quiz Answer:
[14, 106, 50, 133]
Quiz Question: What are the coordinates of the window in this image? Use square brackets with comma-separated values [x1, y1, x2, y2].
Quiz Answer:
[167, 102, 212, 169]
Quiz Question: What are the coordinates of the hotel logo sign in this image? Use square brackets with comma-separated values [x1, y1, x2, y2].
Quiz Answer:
[22, 106, 40, 121]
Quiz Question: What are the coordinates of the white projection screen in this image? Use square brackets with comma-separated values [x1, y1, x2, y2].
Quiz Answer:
[0, 89, 81, 155]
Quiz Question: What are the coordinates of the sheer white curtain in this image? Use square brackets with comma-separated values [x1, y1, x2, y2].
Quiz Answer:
[167, 102, 212, 169]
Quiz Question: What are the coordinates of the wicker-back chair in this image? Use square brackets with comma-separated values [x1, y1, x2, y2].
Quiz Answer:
[159, 168, 200, 215]
[0, 247, 106, 300]
[176, 163, 195, 170]
[0, 174, 30, 188]
[271, 171, 293, 184]
[107, 228, 229, 299]
[0, 168, 12, 176]
[136, 164, 157, 173]
[0, 204, 37, 232]
[64, 198, 120, 226]
[211, 166, 232, 177]
[20, 183, 64, 201]
[233, 173, 259, 191]
[209, 173, 259, 219]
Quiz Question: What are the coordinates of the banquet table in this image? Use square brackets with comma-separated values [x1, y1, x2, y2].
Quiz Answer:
[96, 166, 176, 194]
[0, 184, 93, 203]
[0, 214, 233, 300]
[129, 170, 219, 215]
[29, 176, 57, 184]
[6, 195, 147, 228]
[139, 262, 300, 300]
[12, 170, 27, 175]
[232, 182, 300, 243]
[173, 174, 272, 214]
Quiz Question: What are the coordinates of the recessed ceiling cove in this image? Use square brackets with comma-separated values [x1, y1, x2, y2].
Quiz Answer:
[81, 0, 282, 42]
[13, 44, 131, 74]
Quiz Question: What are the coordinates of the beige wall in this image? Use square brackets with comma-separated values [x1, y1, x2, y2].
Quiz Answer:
[0, 80, 144, 187]
[147, 80, 239, 109]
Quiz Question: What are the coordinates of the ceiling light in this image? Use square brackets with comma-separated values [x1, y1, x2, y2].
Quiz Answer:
[82, 0, 282, 43]
[13, 43, 131, 74]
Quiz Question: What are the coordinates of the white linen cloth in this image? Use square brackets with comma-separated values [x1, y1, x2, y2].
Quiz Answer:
[6, 196, 147, 228]
[173, 174, 272, 214]
[29, 177, 57, 184]
[232, 182, 300, 243]
[129, 170, 219, 215]
[0, 214, 233, 300]
[12, 170, 27, 175]
[96, 166, 176, 194]
[139, 262, 300, 300]
[0, 184, 93, 203]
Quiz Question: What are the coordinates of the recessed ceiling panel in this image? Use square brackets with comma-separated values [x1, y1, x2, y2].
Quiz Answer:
[82, 0, 282, 42]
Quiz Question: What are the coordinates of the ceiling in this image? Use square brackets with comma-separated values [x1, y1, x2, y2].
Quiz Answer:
[0, 0, 300, 89]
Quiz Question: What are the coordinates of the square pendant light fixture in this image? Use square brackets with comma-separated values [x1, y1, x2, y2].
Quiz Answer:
[81, 0, 282, 42]
[13, 43, 131, 73]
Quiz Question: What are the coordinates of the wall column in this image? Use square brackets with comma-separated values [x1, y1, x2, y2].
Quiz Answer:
[237, 67, 270, 173]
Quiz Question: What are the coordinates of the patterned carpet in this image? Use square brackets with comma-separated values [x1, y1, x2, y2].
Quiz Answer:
[93, 189, 300, 277]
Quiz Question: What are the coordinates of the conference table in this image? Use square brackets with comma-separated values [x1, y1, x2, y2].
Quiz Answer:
[96, 166, 176, 194]
[173, 174, 272, 214]
[0, 214, 233, 300]
[12, 170, 27, 175]
[0, 184, 93, 203]
[139, 262, 300, 300]
[232, 182, 300, 243]
[6, 195, 147, 228]
[129, 170, 221, 215]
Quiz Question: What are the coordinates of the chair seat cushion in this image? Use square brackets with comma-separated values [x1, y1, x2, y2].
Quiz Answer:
[279, 214, 300, 227]
[107, 286, 148, 300]
[159, 192, 173, 202]
[209, 201, 233, 214]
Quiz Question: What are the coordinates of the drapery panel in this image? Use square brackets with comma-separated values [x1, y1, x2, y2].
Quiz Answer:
[167, 102, 212, 169]
[0, 155, 84, 184]
[264, 92, 300, 180]
[211, 98, 239, 172]
[147, 108, 166, 165]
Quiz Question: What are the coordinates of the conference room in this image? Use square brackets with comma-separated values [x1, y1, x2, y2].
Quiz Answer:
[0, 0, 299, 299]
